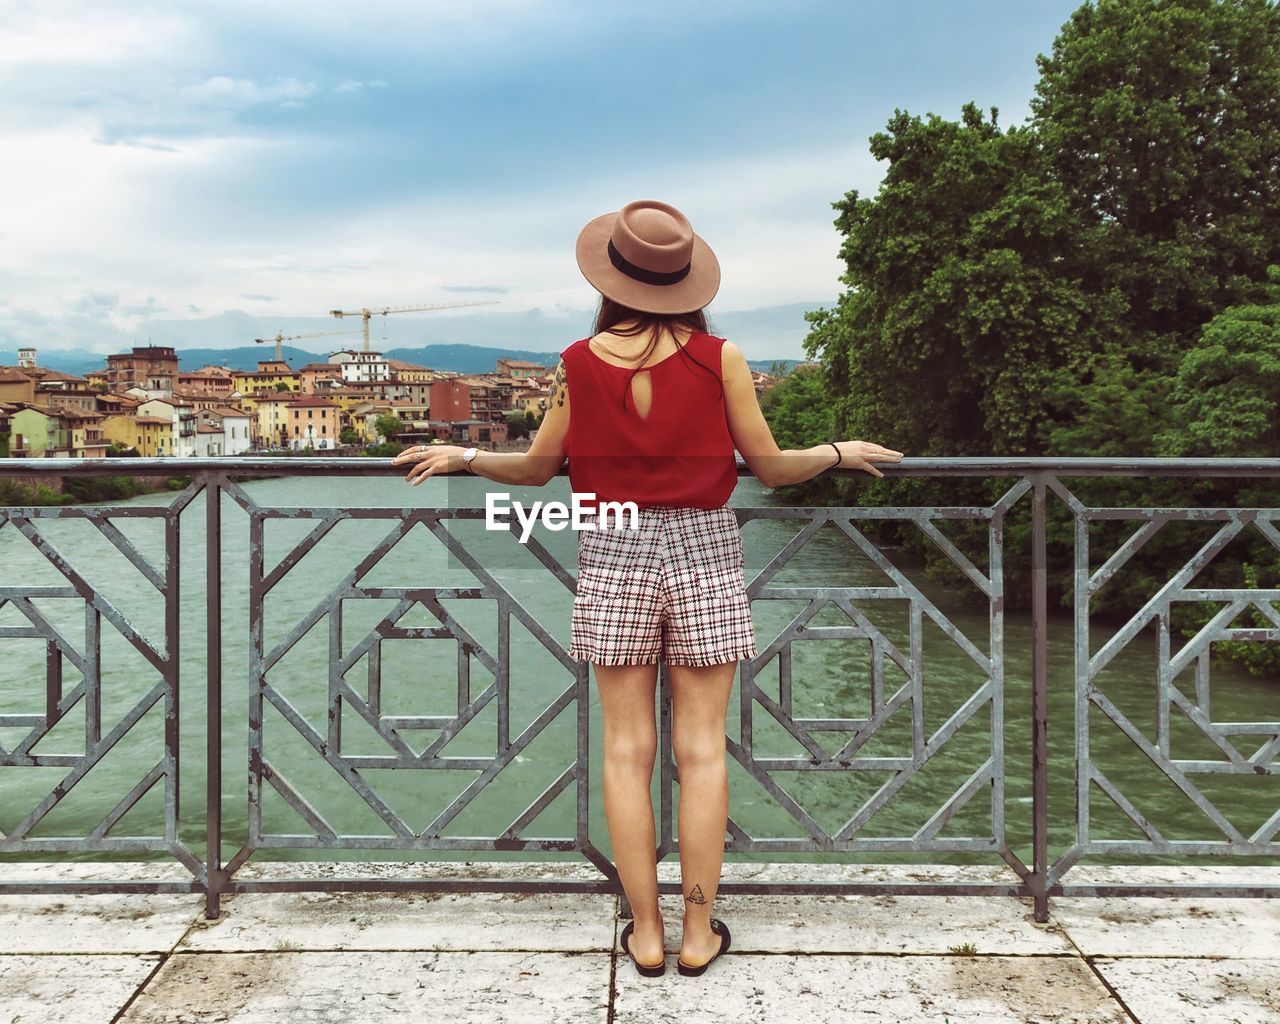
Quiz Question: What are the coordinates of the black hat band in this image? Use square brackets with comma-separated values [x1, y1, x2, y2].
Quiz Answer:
[607, 239, 692, 286]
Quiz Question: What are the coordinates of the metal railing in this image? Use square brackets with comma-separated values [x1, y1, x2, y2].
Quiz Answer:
[1, 457, 1277, 921]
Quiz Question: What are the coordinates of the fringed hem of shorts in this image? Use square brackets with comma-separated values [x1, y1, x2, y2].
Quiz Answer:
[662, 648, 756, 667]
[568, 647, 756, 667]
[567, 647, 660, 666]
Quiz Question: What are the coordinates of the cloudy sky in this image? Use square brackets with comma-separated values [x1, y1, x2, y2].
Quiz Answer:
[0, 0, 1080, 358]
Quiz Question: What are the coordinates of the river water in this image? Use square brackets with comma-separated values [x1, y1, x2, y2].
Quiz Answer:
[1, 473, 1275, 871]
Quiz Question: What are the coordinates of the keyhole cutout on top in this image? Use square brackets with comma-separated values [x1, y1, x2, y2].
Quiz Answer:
[628, 370, 653, 421]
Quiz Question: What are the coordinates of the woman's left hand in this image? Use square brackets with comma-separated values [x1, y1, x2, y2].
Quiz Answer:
[390, 444, 468, 485]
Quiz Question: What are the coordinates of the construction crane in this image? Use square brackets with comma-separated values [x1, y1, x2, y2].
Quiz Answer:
[254, 328, 362, 363]
[328, 299, 500, 352]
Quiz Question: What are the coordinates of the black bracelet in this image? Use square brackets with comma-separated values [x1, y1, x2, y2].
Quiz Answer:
[828, 442, 842, 468]
[466, 452, 478, 475]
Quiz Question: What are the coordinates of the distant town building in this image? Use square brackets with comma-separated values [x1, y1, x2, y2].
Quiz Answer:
[296, 361, 346, 394]
[330, 349, 391, 384]
[0, 367, 37, 405]
[512, 388, 550, 417]
[179, 367, 236, 397]
[105, 345, 180, 392]
[102, 414, 175, 457]
[196, 406, 253, 456]
[8, 404, 68, 457]
[247, 393, 295, 448]
[496, 358, 550, 379]
[427, 378, 473, 423]
[136, 397, 198, 457]
[283, 396, 340, 450]
[232, 359, 300, 397]
[386, 358, 441, 383]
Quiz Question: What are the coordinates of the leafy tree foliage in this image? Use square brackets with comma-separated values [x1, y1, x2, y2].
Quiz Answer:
[786, 0, 1280, 674]
[374, 413, 404, 442]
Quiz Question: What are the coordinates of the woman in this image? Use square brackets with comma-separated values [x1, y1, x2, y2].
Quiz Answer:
[391, 199, 902, 978]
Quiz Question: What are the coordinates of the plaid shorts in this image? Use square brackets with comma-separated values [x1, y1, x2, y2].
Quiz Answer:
[567, 504, 757, 667]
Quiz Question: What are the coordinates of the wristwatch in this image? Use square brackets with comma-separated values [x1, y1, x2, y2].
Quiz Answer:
[461, 447, 479, 473]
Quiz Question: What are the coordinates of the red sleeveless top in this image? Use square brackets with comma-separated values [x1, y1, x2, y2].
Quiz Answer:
[562, 330, 738, 511]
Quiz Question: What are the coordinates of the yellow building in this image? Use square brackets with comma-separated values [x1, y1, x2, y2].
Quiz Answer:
[232, 359, 301, 397]
[63, 408, 108, 457]
[102, 414, 177, 456]
[512, 389, 550, 417]
[252, 394, 296, 448]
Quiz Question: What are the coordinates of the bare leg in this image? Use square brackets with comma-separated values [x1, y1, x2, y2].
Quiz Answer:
[593, 660, 664, 967]
[668, 659, 736, 967]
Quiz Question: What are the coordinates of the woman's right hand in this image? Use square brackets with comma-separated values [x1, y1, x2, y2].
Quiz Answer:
[832, 440, 903, 478]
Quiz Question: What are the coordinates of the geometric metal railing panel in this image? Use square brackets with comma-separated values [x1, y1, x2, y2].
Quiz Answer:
[1, 457, 1277, 921]
[0, 480, 206, 882]
[218, 476, 604, 874]
[723, 480, 1029, 879]
[1047, 479, 1280, 887]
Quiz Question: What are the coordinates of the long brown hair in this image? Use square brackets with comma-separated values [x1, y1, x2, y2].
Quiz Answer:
[590, 296, 724, 412]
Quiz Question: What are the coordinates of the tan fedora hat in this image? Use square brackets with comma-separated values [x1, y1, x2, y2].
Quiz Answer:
[575, 199, 720, 314]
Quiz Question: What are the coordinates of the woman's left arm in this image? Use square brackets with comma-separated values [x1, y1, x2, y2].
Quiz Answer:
[391, 358, 570, 486]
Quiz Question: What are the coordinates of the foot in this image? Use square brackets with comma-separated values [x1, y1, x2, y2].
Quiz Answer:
[678, 921, 724, 969]
[625, 918, 665, 969]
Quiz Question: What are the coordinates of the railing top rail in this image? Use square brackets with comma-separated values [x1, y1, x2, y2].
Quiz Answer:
[2, 455, 1280, 479]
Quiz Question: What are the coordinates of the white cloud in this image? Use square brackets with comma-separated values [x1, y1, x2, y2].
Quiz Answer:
[0, 1, 191, 68]
[179, 75, 316, 108]
[334, 79, 388, 93]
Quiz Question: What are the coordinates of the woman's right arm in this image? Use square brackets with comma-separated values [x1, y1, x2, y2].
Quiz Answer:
[517, 356, 570, 485]
[721, 340, 902, 488]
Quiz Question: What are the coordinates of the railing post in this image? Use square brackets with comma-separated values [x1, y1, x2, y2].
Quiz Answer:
[205, 472, 224, 919]
[1030, 475, 1050, 922]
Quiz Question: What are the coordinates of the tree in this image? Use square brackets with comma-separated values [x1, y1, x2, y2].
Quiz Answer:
[374, 414, 404, 443]
[505, 411, 529, 440]
[800, 0, 1280, 620]
[1031, 0, 1280, 371]
[1157, 268, 1280, 456]
[759, 363, 834, 452]
[806, 103, 1107, 466]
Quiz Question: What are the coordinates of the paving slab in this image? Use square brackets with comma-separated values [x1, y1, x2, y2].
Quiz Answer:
[1093, 957, 1280, 1024]
[0, 891, 202, 954]
[0, 953, 162, 1024]
[641, 890, 1070, 955]
[1052, 896, 1280, 957]
[0, 860, 203, 953]
[178, 889, 617, 952]
[613, 953, 1128, 1024]
[0, 861, 195, 883]
[117, 950, 610, 1024]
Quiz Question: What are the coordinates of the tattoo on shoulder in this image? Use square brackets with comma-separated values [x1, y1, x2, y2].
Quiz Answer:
[553, 359, 567, 407]
[685, 883, 707, 905]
